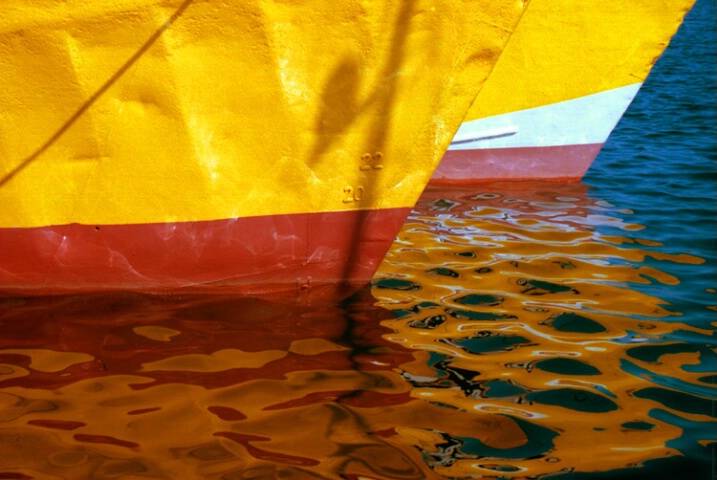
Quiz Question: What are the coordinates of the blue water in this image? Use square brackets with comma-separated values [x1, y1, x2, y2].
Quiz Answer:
[586, 0, 716, 276]
[564, 0, 717, 476]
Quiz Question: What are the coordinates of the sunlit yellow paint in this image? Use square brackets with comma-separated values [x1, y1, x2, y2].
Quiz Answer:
[0, 0, 527, 228]
[465, 0, 695, 120]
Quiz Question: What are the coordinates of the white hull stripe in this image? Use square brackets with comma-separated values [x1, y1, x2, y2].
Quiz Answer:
[449, 83, 643, 151]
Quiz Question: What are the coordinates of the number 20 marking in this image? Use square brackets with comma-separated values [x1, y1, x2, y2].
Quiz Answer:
[343, 185, 365, 203]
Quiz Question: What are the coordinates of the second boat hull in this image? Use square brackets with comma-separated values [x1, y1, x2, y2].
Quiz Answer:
[433, 0, 695, 183]
[433, 84, 641, 182]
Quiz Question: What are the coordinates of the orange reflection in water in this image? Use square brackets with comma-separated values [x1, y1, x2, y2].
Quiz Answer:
[0, 290, 533, 479]
[373, 182, 714, 479]
[0, 182, 713, 479]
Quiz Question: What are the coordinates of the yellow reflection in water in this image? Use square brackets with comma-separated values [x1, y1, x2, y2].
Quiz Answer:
[1, 292, 518, 479]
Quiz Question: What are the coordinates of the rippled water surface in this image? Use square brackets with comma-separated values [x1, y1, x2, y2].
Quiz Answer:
[1, 0, 714, 478]
[372, 182, 714, 479]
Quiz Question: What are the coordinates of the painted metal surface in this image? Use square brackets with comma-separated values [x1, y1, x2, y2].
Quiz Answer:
[436, 144, 605, 183]
[449, 84, 643, 151]
[433, 84, 641, 182]
[435, 0, 696, 183]
[0, 209, 411, 302]
[0, 0, 527, 299]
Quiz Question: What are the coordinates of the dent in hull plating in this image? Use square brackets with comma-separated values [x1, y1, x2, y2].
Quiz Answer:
[0, 0, 528, 300]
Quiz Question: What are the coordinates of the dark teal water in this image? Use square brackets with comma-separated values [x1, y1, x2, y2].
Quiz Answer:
[586, 0, 716, 288]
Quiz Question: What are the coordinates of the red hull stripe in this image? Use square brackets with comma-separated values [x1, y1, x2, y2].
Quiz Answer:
[432, 143, 604, 183]
[0, 208, 410, 301]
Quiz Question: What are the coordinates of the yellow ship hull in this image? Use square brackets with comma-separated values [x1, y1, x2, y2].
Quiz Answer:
[0, 0, 527, 300]
[433, 0, 696, 183]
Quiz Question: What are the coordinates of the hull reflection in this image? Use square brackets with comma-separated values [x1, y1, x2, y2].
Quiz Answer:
[373, 182, 714, 479]
[0, 290, 531, 479]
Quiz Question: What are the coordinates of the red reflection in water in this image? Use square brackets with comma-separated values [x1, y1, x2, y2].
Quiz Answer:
[215, 431, 321, 467]
[0, 290, 414, 398]
[26, 419, 86, 430]
[207, 405, 247, 421]
[73, 433, 140, 449]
